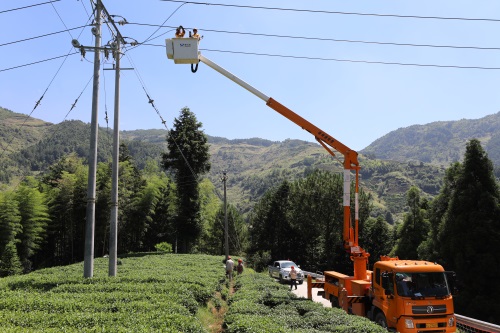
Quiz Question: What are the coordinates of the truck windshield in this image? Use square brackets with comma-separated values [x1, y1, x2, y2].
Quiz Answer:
[395, 272, 450, 298]
[281, 262, 297, 268]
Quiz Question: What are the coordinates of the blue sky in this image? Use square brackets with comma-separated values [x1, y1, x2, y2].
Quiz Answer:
[2, 0, 500, 151]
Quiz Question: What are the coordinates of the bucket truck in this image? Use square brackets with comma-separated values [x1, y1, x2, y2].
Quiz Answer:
[165, 37, 457, 332]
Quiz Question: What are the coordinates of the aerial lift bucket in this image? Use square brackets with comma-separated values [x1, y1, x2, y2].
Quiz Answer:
[165, 38, 199, 64]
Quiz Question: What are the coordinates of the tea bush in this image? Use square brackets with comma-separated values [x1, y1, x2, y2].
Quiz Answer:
[0, 254, 225, 332]
[224, 272, 387, 333]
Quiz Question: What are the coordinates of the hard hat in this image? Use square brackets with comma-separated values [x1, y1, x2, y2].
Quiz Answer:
[238, 259, 242, 262]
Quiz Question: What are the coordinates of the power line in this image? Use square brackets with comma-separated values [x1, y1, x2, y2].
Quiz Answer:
[127, 22, 500, 52]
[0, 26, 89, 48]
[0, 0, 61, 14]
[203, 48, 500, 70]
[160, 0, 500, 23]
[49, 0, 74, 40]
[0, 53, 79, 73]
[138, 43, 500, 70]
[141, 2, 186, 45]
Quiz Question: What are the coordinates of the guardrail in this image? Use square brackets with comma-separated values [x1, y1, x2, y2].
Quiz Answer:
[303, 270, 324, 280]
[456, 314, 500, 333]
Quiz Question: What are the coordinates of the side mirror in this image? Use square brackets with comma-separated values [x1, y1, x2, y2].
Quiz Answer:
[445, 271, 459, 296]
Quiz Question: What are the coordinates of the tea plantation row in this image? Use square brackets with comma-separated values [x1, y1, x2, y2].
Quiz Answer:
[0, 254, 385, 332]
[226, 272, 386, 333]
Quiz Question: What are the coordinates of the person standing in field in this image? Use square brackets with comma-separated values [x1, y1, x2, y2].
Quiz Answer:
[237, 259, 244, 275]
[290, 266, 298, 290]
[226, 256, 234, 281]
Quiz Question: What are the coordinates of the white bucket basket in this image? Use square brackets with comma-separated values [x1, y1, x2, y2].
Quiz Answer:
[165, 38, 199, 64]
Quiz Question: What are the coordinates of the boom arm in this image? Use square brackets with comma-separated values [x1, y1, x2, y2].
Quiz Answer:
[166, 39, 368, 279]
[199, 55, 363, 250]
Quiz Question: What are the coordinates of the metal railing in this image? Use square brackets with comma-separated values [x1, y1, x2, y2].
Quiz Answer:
[456, 314, 500, 333]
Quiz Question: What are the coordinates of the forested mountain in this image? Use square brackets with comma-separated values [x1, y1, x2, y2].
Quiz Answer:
[1, 106, 498, 221]
[361, 111, 500, 166]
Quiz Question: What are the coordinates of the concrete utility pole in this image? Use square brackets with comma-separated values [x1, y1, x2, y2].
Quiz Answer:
[222, 171, 229, 260]
[108, 37, 120, 277]
[83, 0, 102, 278]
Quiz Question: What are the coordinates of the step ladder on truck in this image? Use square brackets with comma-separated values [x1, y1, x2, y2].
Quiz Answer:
[165, 37, 458, 333]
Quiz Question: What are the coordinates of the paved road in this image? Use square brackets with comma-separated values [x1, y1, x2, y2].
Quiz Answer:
[285, 279, 332, 308]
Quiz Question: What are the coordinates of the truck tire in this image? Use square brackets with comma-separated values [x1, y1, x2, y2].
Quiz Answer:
[298, 280, 303, 285]
[374, 312, 388, 329]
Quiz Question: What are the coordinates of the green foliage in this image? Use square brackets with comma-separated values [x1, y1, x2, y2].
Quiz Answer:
[224, 272, 386, 333]
[434, 139, 500, 324]
[0, 191, 22, 252]
[392, 187, 430, 259]
[14, 179, 50, 273]
[361, 111, 500, 167]
[154, 242, 173, 253]
[246, 251, 272, 273]
[248, 170, 375, 274]
[0, 254, 225, 332]
[0, 241, 23, 277]
[204, 203, 247, 256]
[162, 107, 211, 253]
[361, 216, 392, 265]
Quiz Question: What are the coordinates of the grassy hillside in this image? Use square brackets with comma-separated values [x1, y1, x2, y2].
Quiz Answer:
[361, 111, 500, 167]
[0, 107, 462, 221]
[0, 253, 385, 332]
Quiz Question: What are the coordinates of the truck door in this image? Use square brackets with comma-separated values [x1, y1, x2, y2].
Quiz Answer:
[273, 262, 280, 278]
[380, 272, 399, 329]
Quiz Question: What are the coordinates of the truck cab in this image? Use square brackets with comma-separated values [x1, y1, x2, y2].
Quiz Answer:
[371, 259, 456, 332]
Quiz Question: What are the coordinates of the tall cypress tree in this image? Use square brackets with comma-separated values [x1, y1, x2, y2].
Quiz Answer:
[438, 139, 500, 323]
[162, 107, 210, 253]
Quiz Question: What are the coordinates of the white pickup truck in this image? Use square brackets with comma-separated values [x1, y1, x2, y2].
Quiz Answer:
[268, 260, 304, 284]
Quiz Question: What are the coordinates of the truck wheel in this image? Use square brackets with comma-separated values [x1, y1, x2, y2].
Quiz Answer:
[330, 295, 339, 308]
[298, 280, 303, 285]
[374, 312, 388, 329]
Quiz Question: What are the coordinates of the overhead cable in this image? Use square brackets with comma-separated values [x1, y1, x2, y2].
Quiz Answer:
[0, 0, 60, 14]
[160, 0, 500, 22]
[141, 2, 186, 45]
[137, 44, 500, 70]
[0, 53, 79, 73]
[127, 22, 500, 51]
[0, 26, 89, 48]
[203, 48, 500, 70]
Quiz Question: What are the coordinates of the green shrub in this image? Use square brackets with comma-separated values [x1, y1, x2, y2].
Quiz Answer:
[154, 242, 173, 253]
[225, 271, 387, 333]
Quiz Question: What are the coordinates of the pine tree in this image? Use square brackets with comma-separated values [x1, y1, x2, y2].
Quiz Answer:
[162, 107, 210, 253]
[438, 139, 500, 323]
